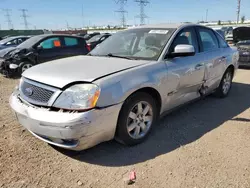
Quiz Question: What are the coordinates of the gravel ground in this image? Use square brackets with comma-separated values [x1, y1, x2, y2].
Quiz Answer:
[1, 69, 250, 188]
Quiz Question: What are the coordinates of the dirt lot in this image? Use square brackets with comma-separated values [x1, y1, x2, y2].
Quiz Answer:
[1, 69, 250, 188]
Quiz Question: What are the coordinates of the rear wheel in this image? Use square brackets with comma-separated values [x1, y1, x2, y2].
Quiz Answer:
[215, 68, 233, 98]
[115, 92, 158, 146]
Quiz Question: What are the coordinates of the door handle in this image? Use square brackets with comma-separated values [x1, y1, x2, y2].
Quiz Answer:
[195, 63, 204, 70]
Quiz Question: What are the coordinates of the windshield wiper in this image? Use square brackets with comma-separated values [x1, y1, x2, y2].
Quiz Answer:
[105, 53, 135, 60]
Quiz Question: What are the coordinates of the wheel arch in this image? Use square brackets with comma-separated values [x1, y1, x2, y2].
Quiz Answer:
[118, 86, 162, 119]
[226, 64, 235, 77]
[115, 87, 162, 143]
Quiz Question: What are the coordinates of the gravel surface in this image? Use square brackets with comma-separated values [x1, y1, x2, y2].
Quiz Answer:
[1, 69, 250, 188]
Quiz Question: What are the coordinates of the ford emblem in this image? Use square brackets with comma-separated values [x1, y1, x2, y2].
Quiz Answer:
[25, 88, 33, 96]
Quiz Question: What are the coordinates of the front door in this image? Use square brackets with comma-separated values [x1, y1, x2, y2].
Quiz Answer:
[164, 27, 205, 111]
[36, 37, 65, 63]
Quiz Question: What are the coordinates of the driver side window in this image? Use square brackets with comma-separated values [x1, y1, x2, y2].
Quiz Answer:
[170, 28, 198, 53]
[38, 37, 61, 49]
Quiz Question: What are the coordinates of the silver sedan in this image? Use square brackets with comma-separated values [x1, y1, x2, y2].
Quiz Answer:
[10, 23, 239, 151]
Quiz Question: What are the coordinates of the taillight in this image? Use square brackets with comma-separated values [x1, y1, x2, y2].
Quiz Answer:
[86, 44, 91, 51]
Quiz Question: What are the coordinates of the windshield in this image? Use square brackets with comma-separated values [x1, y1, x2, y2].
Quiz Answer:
[17, 35, 44, 49]
[87, 35, 103, 43]
[90, 28, 175, 60]
[0, 37, 15, 45]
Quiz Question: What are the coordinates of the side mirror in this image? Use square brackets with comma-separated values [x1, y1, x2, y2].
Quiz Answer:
[6, 42, 12, 46]
[36, 45, 43, 51]
[171, 44, 195, 58]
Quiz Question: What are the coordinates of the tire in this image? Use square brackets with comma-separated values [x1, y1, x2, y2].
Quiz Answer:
[18, 62, 33, 75]
[115, 92, 159, 146]
[215, 68, 233, 98]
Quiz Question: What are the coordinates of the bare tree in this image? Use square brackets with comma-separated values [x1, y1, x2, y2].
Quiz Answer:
[241, 15, 245, 23]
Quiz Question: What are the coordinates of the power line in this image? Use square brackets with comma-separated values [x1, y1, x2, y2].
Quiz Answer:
[114, 0, 127, 28]
[236, 0, 241, 24]
[19, 9, 29, 30]
[2, 9, 13, 29]
[135, 0, 149, 25]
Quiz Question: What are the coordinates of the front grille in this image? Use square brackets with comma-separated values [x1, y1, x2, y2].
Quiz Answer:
[20, 79, 55, 105]
[238, 47, 249, 52]
[239, 55, 250, 62]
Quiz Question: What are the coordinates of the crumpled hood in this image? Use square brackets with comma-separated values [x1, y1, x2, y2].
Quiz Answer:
[0, 47, 16, 58]
[22, 55, 149, 88]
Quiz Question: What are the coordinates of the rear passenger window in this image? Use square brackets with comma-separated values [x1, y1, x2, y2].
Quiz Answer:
[64, 37, 78, 46]
[215, 32, 228, 48]
[198, 28, 219, 52]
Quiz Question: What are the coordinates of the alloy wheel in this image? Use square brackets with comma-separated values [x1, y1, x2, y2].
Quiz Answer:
[127, 101, 153, 139]
[21, 64, 33, 73]
[222, 72, 232, 95]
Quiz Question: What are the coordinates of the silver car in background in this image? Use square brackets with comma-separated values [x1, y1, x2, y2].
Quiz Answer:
[10, 24, 239, 151]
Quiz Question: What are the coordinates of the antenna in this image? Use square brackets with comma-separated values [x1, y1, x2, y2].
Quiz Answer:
[2, 9, 13, 29]
[114, 0, 127, 28]
[19, 9, 29, 30]
[236, 0, 241, 24]
[135, 0, 149, 25]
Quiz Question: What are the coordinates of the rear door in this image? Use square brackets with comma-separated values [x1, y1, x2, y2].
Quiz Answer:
[36, 36, 65, 63]
[214, 31, 231, 76]
[62, 37, 89, 56]
[196, 26, 224, 91]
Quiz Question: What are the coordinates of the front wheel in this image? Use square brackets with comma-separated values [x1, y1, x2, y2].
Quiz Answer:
[18, 62, 33, 75]
[215, 69, 233, 98]
[115, 92, 158, 146]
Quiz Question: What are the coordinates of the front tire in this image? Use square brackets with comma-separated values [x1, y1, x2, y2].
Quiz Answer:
[18, 62, 33, 75]
[115, 92, 158, 146]
[215, 68, 233, 98]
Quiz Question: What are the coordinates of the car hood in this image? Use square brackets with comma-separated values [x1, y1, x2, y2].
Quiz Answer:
[22, 55, 150, 88]
[0, 45, 7, 50]
[0, 47, 16, 58]
[233, 27, 250, 43]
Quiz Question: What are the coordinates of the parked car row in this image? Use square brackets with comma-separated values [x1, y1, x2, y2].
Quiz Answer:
[0, 34, 89, 77]
[0, 32, 112, 77]
[9, 23, 239, 151]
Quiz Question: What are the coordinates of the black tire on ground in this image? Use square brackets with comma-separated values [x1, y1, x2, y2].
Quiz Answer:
[18, 61, 33, 76]
[214, 68, 234, 98]
[115, 92, 159, 146]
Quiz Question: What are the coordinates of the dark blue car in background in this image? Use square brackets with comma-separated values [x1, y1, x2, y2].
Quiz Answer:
[0, 36, 30, 50]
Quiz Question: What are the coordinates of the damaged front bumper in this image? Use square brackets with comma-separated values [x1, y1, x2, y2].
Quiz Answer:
[0, 59, 19, 77]
[9, 91, 123, 151]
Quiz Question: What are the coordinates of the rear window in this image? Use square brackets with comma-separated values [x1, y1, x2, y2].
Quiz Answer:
[215, 32, 228, 48]
[64, 37, 78, 46]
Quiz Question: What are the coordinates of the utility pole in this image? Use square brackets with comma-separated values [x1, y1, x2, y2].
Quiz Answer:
[114, 0, 127, 28]
[19, 9, 29, 30]
[236, 0, 241, 24]
[135, 0, 149, 25]
[2, 9, 13, 30]
[81, 4, 84, 28]
[66, 21, 70, 30]
[205, 9, 208, 22]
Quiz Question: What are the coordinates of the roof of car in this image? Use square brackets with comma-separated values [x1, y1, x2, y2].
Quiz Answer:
[135, 23, 200, 29]
[35, 34, 84, 38]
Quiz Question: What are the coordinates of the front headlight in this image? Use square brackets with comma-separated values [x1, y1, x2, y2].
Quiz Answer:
[53, 84, 100, 110]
